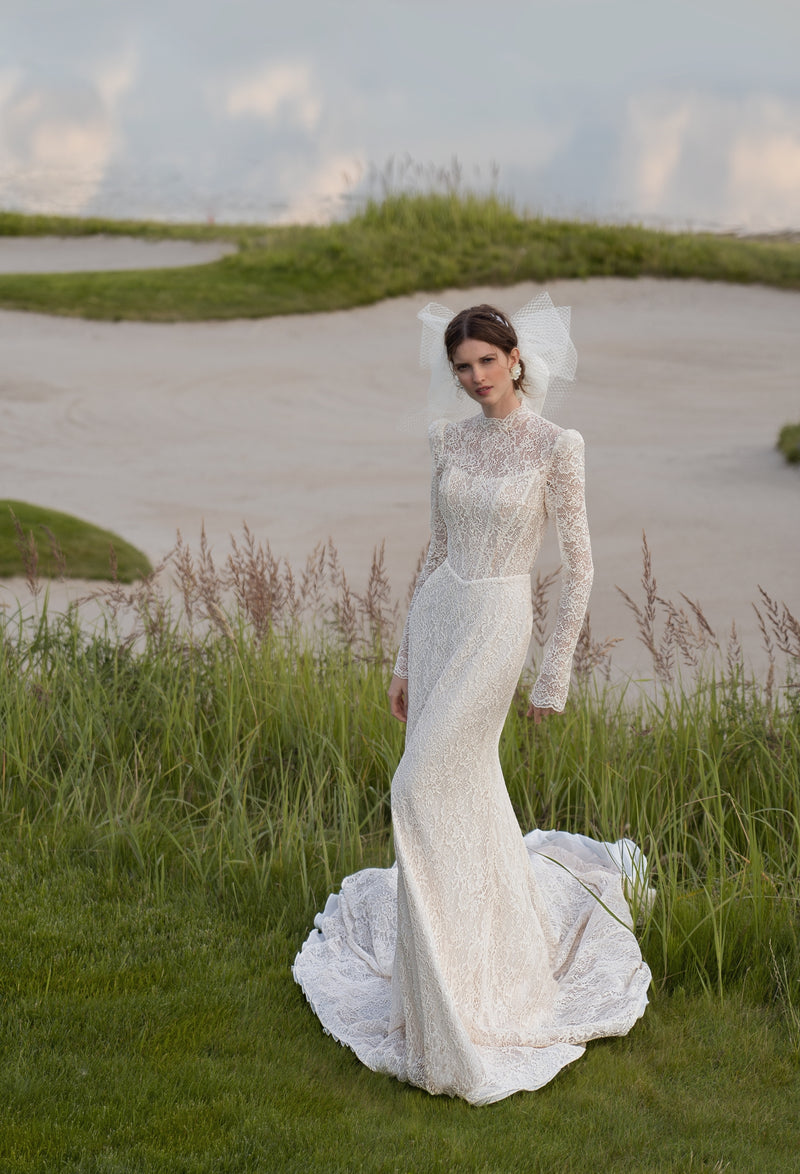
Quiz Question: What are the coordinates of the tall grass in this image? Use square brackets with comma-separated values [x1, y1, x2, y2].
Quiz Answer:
[2, 528, 799, 1011]
[1, 191, 799, 321]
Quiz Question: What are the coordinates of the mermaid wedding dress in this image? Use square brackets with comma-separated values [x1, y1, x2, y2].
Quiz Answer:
[293, 402, 652, 1104]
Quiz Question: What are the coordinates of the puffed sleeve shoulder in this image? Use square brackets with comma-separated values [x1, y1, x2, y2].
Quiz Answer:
[427, 417, 448, 470]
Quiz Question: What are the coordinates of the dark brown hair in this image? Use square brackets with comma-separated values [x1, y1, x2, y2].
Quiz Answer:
[444, 304, 527, 393]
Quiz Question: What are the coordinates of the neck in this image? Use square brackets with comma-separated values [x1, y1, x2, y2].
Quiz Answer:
[482, 395, 522, 420]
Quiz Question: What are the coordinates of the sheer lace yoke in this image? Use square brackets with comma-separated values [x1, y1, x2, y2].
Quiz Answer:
[444, 401, 561, 478]
[395, 402, 594, 711]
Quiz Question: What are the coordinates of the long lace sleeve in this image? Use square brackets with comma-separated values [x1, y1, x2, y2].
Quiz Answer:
[531, 429, 593, 712]
[393, 421, 449, 679]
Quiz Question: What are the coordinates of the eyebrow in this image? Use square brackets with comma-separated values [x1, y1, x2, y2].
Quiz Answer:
[456, 349, 497, 363]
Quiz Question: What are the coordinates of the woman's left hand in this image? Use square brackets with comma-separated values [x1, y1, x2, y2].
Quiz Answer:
[388, 674, 409, 724]
[526, 703, 558, 724]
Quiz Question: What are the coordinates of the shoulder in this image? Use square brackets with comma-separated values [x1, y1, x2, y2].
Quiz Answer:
[427, 414, 482, 440]
[546, 427, 587, 489]
[427, 417, 449, 444]
[427, 417, 452, 468]
[551, 426, 586, 455]
[518, 410, 584, 458]
[519, 411, 560, 447]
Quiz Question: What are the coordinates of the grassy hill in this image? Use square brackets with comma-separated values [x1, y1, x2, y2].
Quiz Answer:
[1, 195, 798, 322]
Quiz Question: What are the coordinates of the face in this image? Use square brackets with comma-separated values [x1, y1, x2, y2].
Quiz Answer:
[451, 337, 521, 419]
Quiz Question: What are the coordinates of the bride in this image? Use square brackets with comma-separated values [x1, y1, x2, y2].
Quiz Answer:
[293, 296, 651, 1104]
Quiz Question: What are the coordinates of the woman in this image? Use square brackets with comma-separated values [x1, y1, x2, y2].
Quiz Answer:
[293, 296, 651, 1105]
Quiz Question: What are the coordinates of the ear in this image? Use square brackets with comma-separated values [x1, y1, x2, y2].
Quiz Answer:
[508, 346, 520, 367]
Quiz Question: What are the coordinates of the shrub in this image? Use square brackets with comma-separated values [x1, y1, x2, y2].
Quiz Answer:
[777, 422, 800, 464]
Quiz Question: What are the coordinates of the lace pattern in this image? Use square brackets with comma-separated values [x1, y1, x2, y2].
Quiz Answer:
[293, 828, 652, 1104]
[394, 403, 593, 711]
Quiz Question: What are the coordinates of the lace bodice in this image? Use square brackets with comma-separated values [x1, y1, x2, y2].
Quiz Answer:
[394, 402, 593, 711]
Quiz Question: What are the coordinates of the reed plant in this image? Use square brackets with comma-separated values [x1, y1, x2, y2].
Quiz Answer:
[2, 528, 798, 1013]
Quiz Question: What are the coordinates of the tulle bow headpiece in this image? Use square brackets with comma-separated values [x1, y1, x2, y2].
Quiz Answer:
[414, 292, 577, 428]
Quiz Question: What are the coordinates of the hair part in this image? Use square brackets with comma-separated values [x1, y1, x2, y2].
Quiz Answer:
[444, 304, 528, 394]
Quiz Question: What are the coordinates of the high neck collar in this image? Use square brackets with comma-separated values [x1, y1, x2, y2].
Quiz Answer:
[479, 400, 530, 429]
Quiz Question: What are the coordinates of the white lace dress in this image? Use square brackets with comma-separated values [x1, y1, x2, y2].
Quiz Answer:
[293, 402, 652, 1104]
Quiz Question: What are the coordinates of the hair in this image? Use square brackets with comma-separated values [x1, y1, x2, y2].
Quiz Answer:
[444, 304, 527, 394]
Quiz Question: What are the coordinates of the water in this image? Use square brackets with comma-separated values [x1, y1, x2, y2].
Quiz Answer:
[2, 0, 799, 233]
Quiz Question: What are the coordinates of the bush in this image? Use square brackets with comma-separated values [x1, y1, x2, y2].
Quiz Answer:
[777, 422, 800, 464]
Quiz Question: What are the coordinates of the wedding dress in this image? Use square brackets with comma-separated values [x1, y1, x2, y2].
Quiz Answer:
[293, 401, 652, 1104]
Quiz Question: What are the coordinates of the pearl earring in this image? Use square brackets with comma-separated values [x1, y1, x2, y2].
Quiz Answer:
[510, 362, 522, 380]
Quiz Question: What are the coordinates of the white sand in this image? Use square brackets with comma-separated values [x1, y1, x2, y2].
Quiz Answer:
[2, 277, 798, 675]
[0, 235, 235, 273]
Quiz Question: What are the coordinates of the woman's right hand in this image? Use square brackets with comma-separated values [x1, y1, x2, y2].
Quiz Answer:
[388, 675, 409, 724]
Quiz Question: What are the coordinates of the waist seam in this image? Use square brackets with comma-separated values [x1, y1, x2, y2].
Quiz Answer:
[442, 558, 530, 586]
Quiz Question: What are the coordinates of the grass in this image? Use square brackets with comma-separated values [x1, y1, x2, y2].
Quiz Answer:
[0, 500, 153, 582]
[2, 846, 799, 1173]
[1, 531, 799, 1170]
[0, 209, 243, 242]
[777, 423, 800, 465]
[1, 194, 799, 321]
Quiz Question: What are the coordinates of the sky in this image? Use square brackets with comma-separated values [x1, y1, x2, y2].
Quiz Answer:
[1, 0, 799, 230]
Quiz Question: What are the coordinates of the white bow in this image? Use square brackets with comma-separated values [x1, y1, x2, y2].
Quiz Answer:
[415, 292, 577, 426]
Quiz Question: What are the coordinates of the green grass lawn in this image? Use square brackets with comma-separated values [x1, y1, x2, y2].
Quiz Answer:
[1, 561, 799, 1171]
[1, 195, 799, 322]
[0, 501, 152, 582]
[1, 843, 798, 1174]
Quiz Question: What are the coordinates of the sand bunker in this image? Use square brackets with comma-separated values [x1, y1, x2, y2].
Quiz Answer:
[0, 235, 235, 273]
[1, 276, 798, 675]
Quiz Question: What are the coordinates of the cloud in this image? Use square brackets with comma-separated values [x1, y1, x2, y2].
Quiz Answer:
[0, 50, 136, 214]
[624, 95, 692, 210]
[617, 90, 800, 230]
[728, 97, 800, 229]
[96, 54, 137, 108]
[226, 62, 321, 132]
[0, 69, 22, 108]
[275, 151, 366, 224]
